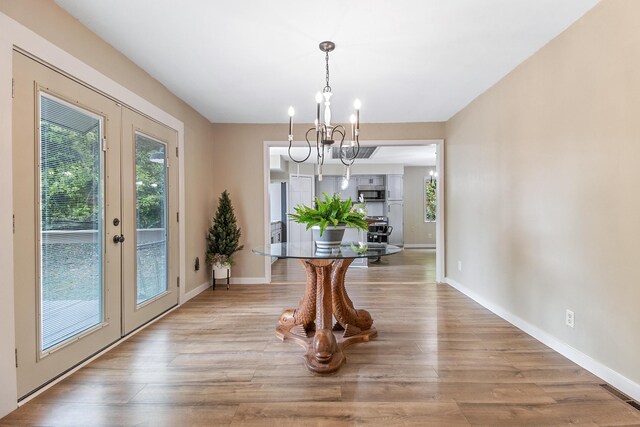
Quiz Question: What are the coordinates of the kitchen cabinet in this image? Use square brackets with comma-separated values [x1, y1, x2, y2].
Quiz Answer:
[386, 174, 403, 200]
[343, 227, 366, 245]
[338, 178, 358, 201]
[316, 176, 336, 197]
[356, 175, 385, 186]
[316, 176, 357, 201]
[344, 227, 368, 268]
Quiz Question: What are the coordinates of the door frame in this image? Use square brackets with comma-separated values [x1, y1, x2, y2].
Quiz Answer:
[0, 12, 186, 415]
[262, 139, 446, 284]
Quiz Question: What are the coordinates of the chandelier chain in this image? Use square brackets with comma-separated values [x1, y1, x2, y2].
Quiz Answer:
[324, 51, 331, 93]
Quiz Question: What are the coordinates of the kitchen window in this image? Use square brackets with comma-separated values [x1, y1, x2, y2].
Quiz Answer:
[424, 175, 437, 222]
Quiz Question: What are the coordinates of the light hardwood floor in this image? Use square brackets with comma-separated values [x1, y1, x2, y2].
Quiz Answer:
[2, 249, 640, 426]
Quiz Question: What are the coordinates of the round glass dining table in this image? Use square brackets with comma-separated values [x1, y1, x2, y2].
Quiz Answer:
[253, 242, 402, 374]
[252, 241, 401, 260]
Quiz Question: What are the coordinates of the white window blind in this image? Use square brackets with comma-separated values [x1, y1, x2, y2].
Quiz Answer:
[39, 93, 104, 351]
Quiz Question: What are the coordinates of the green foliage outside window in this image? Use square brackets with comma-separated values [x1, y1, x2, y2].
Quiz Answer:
[41, 121, 101, 230]
[135, 137, 166, 229]
[425, 178, 437, 222]
[41, 121, 166, 230]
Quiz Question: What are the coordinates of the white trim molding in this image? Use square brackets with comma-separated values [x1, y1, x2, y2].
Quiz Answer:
[445, 277, 640, 402]
[231, 277, 269, 285]
[434, 140, 445, 283]
[184, 281, 211, 302]
[0, 12, 18, 419]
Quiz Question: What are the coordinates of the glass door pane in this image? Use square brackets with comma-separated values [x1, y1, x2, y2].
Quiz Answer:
[135, 133, 167, 305]
[121, 107, 177, 335]
[39, 94, 104, 351]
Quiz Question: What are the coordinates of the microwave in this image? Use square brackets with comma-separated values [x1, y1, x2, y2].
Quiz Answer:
[357, 185, 386, 201]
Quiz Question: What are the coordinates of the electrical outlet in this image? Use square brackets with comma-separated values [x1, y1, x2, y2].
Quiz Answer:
[458, 260, 462, 271]
[428, 233, 433, 238]
[565, 309, 575, 328]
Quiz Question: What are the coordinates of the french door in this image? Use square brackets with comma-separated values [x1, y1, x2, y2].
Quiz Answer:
[12, 51, 178, 398]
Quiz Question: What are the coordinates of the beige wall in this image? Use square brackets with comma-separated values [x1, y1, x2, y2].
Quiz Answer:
[212, 122, 445, 279]
[404, 166, 436, 246]
[445, 0, 640, 387]
[0, 0, 216, 293]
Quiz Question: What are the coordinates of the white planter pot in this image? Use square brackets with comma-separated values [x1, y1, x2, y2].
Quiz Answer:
[212, 264, 231, 278]
[312, 225, 346, 250]
[211, 263, 231, 290]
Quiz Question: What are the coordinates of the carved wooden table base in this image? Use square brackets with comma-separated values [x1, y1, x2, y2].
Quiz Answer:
[276, 258, 377, 374]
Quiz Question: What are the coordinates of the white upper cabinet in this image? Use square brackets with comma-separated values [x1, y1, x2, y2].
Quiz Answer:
[316, 176, 337, 197]
[339, 179, 358, 201]
[356, 175, 385, 186]
[317, 176, 358, 201]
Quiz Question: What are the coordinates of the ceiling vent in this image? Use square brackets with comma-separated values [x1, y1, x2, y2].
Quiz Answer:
[332, 146, 378, 160]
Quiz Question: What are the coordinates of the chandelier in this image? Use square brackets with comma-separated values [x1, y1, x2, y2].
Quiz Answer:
[287, 41, 361, 182]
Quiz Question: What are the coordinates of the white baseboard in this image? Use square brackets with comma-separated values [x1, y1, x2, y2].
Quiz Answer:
[185, 277, 268, 300]
[445, 277, 640, 402]
[184, 281, 211, 302]
[404, 244, 436, 249]
[231, 277, 268, 285]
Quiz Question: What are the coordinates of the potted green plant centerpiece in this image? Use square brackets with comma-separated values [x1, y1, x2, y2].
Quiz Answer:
[289, 192, 368, 250]
[206, 190, 243, 288]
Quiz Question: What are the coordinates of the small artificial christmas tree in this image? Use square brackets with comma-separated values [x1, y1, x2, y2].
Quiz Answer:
[206, 190, 243, 267]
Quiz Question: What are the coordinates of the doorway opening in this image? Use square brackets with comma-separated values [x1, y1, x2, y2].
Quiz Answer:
[262, 139, 445, 283]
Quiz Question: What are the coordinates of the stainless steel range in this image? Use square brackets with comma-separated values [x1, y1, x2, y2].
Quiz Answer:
[366, 216, 392, 244]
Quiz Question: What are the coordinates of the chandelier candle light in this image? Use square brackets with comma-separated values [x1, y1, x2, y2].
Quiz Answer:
[287, 41, 361, 183]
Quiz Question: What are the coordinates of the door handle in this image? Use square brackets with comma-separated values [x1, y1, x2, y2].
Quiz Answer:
[113, 234, 125, 243]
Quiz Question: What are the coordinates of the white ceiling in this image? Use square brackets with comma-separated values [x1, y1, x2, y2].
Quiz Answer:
[55, 0, 598, 125]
